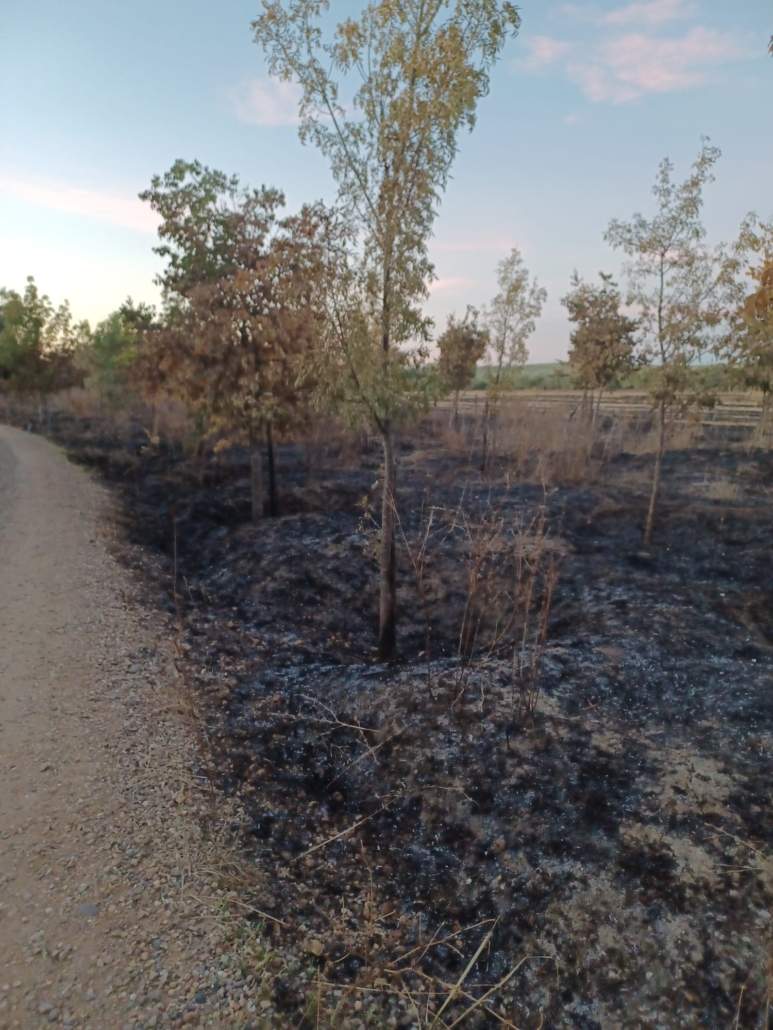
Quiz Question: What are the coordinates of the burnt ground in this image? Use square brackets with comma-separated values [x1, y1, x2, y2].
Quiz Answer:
[20, 409, 773, 1027]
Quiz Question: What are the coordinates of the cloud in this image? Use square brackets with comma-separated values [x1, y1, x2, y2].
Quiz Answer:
[602, 0, 695, 27]
[524, 2, 751, 104]
[0, 175, 158, 233]
[569, 27, 747, 103]
[515, 35, 573, 72]
[231, 77, 301, 127]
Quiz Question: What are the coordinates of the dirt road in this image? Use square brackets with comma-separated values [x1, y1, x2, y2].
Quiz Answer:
[0, 427, 244, 1028]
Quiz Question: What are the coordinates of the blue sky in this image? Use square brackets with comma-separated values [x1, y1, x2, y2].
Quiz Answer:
[1, 0, 770, 360]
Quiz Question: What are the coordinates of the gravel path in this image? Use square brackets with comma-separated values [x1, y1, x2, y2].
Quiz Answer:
[0, 427, 256, 1028]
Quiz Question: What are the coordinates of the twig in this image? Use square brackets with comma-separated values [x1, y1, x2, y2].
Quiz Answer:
[430, 920, 498, 1027]
[389, 919, 494, 969]
[446, 956, 529, 1028]
[732, 978, 747, 1030]
[227, 897, 289, 928]
[709, 824, 766, 858]
[327, 724, 406, 786]
[294, 803, 390, 863]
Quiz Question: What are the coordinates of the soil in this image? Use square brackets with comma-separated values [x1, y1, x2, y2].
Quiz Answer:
[24, 410, 773, 1028]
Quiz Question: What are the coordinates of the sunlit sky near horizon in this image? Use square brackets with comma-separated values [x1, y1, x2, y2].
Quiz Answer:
[2, 0, 770, 361]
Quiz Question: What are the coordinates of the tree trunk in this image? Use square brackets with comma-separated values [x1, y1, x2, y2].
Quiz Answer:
[459, 575, 479, 662]
[582, 388, 591, 424]
[250, 436, 264, 524]
[480, 390, 492, 473]
[266, 421, 278, 517]
[452, 390, 460, 430]
[643, 400, 666, 546]
[195, 436, 206, 486]
[591, 389, 604, 432]
[759, 390, 772, 444]
[378, 426, 397, 661]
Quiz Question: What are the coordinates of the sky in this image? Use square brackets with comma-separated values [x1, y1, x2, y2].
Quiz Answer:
[1, 0, 770, 361]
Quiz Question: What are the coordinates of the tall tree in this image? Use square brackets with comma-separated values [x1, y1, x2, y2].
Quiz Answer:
[437, 307, 489, 426]
[480, 247, 545, 470]
[139, 161, 324, 518]
[562, 271, 639, 423]
[605, 139, 734, 545]
[254, 0, 521, 659]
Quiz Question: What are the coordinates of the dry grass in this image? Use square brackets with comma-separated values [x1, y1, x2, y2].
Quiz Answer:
[301, 416, 370, 474]
[697, 477, 741, 502]
[423, 397, 730, 493]
[396, 496, 564, 723]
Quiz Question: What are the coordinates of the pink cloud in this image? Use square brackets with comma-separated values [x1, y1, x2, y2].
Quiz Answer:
[569, 26, 747, 103]
[230, 77, 301, 127]
[515, 35, 573, 72]
[0, 175, 158, 233]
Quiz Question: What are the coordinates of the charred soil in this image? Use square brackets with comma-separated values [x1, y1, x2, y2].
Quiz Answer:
[33, 411, 773, 1027]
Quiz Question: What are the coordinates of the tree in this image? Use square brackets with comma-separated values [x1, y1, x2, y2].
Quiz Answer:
[254, 0, 521, 659]
[85, 299, 157, 409]
[139, 160, 279, 296]
[562, 271, 639, 423]
[725, 215, 773, 435]
[480, 247, 546, 470]
[740, 260, 773, 416]
[605, 139, 734, 546]
[0, 278, 86, 421]
[437, 307, 489, 426]
[185, 204, 326, 518]
[139, 161, 325, 519]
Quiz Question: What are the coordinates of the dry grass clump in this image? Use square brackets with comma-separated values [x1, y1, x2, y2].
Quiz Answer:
[301, 416, 370, 475]
[483, 398, 607, 487]
[456, 504, 561, 719]
[397, 496, 564, 722]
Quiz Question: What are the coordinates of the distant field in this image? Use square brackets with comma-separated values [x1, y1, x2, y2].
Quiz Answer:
[452, 386, 764, 428]
[472, 362, 572, 389]
[471, 361, 737, 392]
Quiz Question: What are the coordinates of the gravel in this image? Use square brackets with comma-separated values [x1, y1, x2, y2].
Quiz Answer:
[0, 426, 276, 1028]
